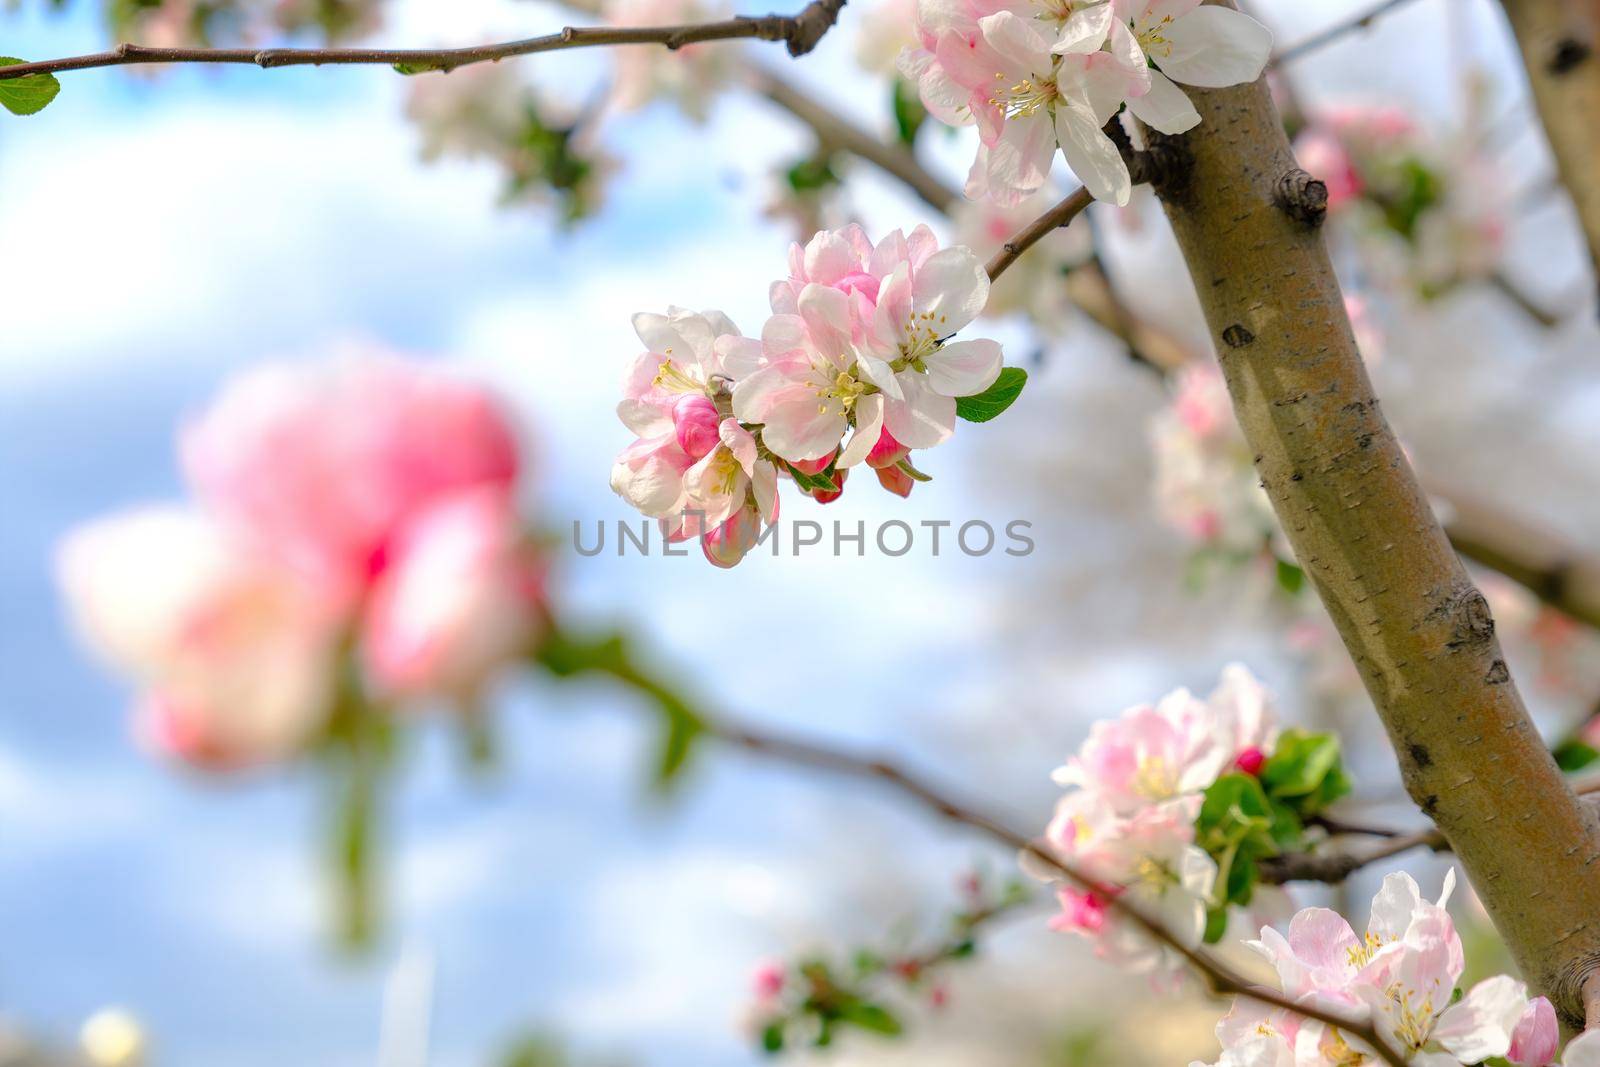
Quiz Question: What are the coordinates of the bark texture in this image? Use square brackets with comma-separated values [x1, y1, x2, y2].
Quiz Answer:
[1144, 2, 1600, 1024]
[1499, 0, 1600, 290]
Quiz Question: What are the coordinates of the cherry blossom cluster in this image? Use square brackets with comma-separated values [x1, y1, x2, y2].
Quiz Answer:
[57, 351, 544, 770]
[1295, 104, 1508, 299]
[1197, 872, 1583, 1067]
[1027, 665, 1351, 974]
[899, 0, 1272, 205]
[611, 224, 1015, 567]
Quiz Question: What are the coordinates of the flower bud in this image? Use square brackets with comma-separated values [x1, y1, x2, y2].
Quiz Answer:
[702, 507, 763, 569]
[672, 394, 721, 460]
[836, 270, 881, 303]
[1234, 746, 1266, 776]
[788, 449, 837, 477]
[812, 468, 847, 504]
[876, 465, 914, 499]
[866, 427, 909, 470]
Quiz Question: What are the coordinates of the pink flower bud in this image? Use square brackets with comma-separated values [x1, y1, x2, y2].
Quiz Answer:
[1507, 997, 1557, 1067]
[929, 984, 949, 1010]
[751, 960, 786, 1001]
[812, 468, 847, 504]
[1234, 746, 1267, 776]
[876, 465, 914, 498]
[1051, 887, 1112, 934]
[672, 394, 721, 460]
[866, 427, 909, 470]
[788, 450, 837, 477]
[702, 507, 763, 569]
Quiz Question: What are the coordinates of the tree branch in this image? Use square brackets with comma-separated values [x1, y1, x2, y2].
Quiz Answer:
[1496, 0, 1600, 298]
[985, 187, 1096, 282]
[1269, 0, 1427, 67]
[547, 626, 1407, 1066]
[747, 65, 958, 213]
[0, 0, 848, 81]
[1138, 1, 1600, 1026]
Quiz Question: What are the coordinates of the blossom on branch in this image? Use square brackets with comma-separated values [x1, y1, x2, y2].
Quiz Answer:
[899, 0, 1271, 205]
[611, 225, 1020, 565]
[1028, 665, 1348, 975]
[1195, 872, 1560, 1067]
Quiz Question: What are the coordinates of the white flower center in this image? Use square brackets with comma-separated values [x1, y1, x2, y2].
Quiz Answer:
[1137, 14, 1177, 59]
[989, 71, 1059, 119]
[892, 310, 949, 371]
[812, 360, 869, 414]
[653, 354, 704, 394]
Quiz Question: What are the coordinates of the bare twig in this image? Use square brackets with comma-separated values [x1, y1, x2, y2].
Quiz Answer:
[748, 65, 959, 213]
[1270, 0, 1427, 67]
[0, 0, 847, 81]
[558, 628, 1408, 1066]
[985, 187, 1096, 282]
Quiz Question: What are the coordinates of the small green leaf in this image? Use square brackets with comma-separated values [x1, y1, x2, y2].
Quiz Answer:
[838, 1002, 902, 1036]
[1555, 740, 1600, 773]
[653, 704, 703, 788]
[760, 1021, 786, 1054]
[0, 58, 61, 116]
[954, 367, 1028, 423]
[890, 78, 926, 146]
[1275, 559, 1306, 596]
[1261, 729, 1343, 801]
[392, 60, 444, 75]
[785, 153, 840, 194]
[1202, 905, 1228, 944]
[785, 462, 837, 493]
[896, 457, 932, 482]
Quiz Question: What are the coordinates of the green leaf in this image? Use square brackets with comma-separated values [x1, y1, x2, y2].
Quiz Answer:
[890, 78, 926, 146]
[785, 461, 838, 493]
[392, 60, 445, 75]
[760, 1021, 786, 1054]
[838, 1002, 903, 1036]
[1555, 739, 1600, 773]
[653, 703, 703, 788]
[1261, 729, 1344, 802]
[1275, 558, 1306, 596]
[785, 154, 840, 194]
[954, 367, 1028, 423]
[1202, 905, 1228, 944]
[0, 58, 61, 116]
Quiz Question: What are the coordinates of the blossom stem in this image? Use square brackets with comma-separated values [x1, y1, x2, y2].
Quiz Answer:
[984, 187, 1096, 283]
[0, 0, 848, 82]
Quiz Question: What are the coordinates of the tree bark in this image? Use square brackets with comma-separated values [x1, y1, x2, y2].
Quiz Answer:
[1499, 0, 1600, 293]
[1140, 1, 1600, 1024]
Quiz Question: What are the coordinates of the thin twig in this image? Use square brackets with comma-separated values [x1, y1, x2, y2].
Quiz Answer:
[748, 65, 958, 213]
[563, 630, 1408, 1066]
[986, 187, 1096, 282]
[0, 0, 847, 81]
[1270, 0, 1427, 67]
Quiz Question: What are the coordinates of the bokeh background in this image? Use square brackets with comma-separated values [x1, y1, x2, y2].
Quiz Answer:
[4, 0, 1600, 1064]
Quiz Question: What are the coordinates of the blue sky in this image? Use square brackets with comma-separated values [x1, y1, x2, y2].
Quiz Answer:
[0, 1, 1586, 1065]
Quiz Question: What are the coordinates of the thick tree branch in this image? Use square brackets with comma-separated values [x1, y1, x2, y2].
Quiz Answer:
[1138, 1, 1600, 1026]
[0, 0, 847, 81]
[985, 187, 1095, 282]
[545, 627, 1407, 1065]
[1269, 0, 1427, 67]
[1497, 0, 1600, 295]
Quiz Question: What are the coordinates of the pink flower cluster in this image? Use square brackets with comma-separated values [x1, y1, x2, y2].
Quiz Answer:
[1198, 872, 1574, 1067]
[1028, 665, 1277, 972]
[58, 351, 544, 771]
[1294, 104, 1508, 293]
[611, 224, 1007, 567]
[899, 0, 1272, 205]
